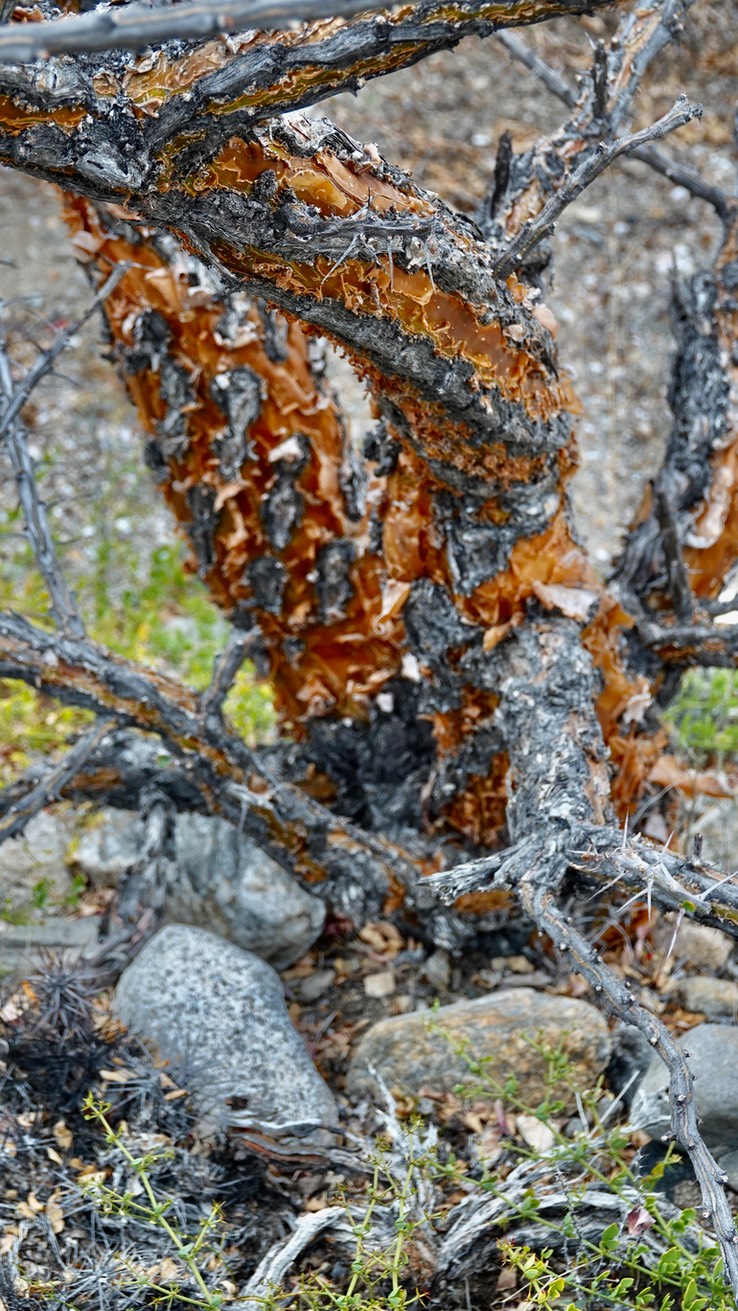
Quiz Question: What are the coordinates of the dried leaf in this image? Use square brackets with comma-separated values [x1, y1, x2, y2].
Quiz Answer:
[53, 1120, 73, 1151]
[648, 755, 733, 798]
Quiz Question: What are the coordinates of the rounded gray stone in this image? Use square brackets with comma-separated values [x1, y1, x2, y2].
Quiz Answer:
[346, 989, 611, 1110]
[168, 813, 325, 969]
[630, 1023, 738, 1154]
[114, 924, 337, 1132]
[71, 808, 325, 968]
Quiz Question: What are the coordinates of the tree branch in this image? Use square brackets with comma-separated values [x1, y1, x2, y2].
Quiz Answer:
[0, 0, 625, 64]
[493, 97, 702, 279]
[0, 310, 86, 639]
[0, 608, 480, 939]
[0, 265, 128, 443]
[0, 717, 116, 844]
[496, 30, 731, 216]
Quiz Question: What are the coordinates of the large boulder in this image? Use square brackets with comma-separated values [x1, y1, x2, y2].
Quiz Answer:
[347, 989, 611, 1110]
[114, 924, 337, 1133]
[72, 808, 325, 968]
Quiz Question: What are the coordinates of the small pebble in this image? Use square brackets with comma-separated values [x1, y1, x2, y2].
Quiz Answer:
[364, 970, 395, 999]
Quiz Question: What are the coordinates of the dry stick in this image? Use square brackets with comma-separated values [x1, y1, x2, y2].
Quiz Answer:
[493, 97, 702, 279]
[426, 827, 738, 930]
[608, 0, 699, 135]
[0, 264, 128, 442]
[199, 628, 256, 720]
[430, 845, 738, 1295]
[518, 877, 738, 1296]
[0, 608, 427, 902]
[0, 716, 116, 845]
[496, 31, 730, 216]
[0, 0, 623, 64]
[638, 619, 738, 667]
[0, 314, 86, 640]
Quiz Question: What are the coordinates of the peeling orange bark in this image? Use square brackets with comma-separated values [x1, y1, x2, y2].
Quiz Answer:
[64, 184, 656, 846]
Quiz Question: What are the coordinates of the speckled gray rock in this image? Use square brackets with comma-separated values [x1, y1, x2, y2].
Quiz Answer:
[630, 1024, 738, 1155]
[347, 989, 611, 1111]
[71, 809, 325, 968]
[114, 925, 337, 1133]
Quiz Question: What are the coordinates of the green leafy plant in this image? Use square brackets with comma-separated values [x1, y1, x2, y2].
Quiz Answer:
[81, 1093, 226, 1309]
[665, 668, 738, 761]
[77, 1095, 434, 1311]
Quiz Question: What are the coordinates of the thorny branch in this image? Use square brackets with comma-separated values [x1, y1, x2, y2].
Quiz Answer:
[429, 826, 738, 1285]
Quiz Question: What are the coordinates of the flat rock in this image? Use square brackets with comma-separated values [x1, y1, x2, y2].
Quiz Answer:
[676, 976, 738, 1019]
[71, 808, 325, 968]
[114, 924, 337, 1133]
[346, 989, 611, 1109]
[0, 915, 102, 976]
[630, 1024, 738, 1154]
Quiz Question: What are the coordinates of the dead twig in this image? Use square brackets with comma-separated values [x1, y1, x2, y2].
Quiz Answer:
[0, 717, 116, 846]
[493, 97, 702, 279]
[0, 308, 85, 638]
[497, 30, 730, 216]
[0, 264, 128, 442]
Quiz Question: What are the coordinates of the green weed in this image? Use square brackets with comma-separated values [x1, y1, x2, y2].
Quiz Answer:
[664, 668, 738, 760]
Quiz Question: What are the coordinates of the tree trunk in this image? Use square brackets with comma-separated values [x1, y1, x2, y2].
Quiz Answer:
[3, 0, 738, 1283]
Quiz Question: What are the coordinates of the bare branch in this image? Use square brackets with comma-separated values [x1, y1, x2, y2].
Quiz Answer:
[428, 820, 738, 1290]
[653, 487, 694, 623]
[493, 97, 702, 279]
[497, 31, 730, 216]
[0, 717, 115, 845]
[608, 0, 699, 133]
[0, 265, 128, 442]
[520, 883, 738, 1291]
[0, 309, 86, 639]
[0, 609, 476, 936]
[0, 0, 625, 64]
[199, 629, 256, 721]
[428, 826, 738, 936]
[638, 618, 738, 667]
